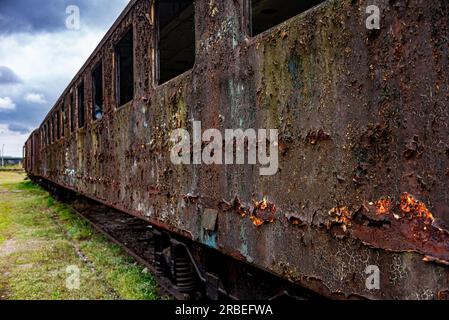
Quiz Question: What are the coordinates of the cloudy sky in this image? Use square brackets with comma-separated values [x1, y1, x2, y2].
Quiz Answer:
[0, 0, 130, 157]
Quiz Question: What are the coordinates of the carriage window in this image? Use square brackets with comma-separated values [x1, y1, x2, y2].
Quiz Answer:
[251, 0, 325, 36]
[77, 83, 85, 128]
[157, 0, 195, 84]
[51, 115, 56, 143]
[92, 62, 104, 120]
[115, 28, 134, 106]
[70, 93, 75, 132]
[61, 104, 65, 137]
[46, 123, 50, 145]
[43, 125, 47, 146]
[57, 109, 61, 140]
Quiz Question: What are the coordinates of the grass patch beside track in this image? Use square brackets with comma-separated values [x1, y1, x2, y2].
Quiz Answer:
[0, 171, 159, 300]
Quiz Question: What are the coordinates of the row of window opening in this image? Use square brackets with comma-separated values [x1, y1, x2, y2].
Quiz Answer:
[41, 62, 103, 147]
[41, 0, 325, 147]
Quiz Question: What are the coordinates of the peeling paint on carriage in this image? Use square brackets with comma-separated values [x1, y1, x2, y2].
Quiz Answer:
[24, 0, 449, 299]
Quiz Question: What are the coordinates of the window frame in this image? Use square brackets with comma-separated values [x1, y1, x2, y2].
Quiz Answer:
[51, 115, 55, 143]
[114, 26, 135, 108]
[77, 82, 85, 129]
[155, 0, 196, 86]
[248, 0, 326, 37]
[61, 102, 65, 138]
[43, 125, 47, 147]
[91, 60, 104, 121]
[46, 122, 50, 146]
[56, 108, 61, 140]
[69, 92, 75, 133]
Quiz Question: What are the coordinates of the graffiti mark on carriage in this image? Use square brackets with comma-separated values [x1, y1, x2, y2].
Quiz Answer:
[170, 121, 279, 176]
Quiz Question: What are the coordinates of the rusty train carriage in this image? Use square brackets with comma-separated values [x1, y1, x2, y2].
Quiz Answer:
[24, 0, 449, 299]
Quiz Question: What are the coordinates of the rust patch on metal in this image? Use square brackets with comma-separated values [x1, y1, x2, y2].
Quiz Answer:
[327, 206, 353, 231]
[375, 198, 392, 216]
[250, 197, 276, 227]
[220, 195, 247, 217]
[221, 196, 276, 227]
[437, 290, 449, 300]
[338, 193, 449, 265]
[399, 192, 434, 224]
[285, 212, 306, 226]
[305, 129, 331, 145]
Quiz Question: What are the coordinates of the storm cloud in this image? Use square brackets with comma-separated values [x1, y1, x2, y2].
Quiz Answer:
[0, 0, 130, 35]
[8, 122, 30, 135]
[0, 98, 48, 129]
[0, 66, 21, 84]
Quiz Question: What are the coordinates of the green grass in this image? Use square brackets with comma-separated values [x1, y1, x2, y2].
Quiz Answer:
[0, 163, 22, 170]
[0, 172, 160, 300]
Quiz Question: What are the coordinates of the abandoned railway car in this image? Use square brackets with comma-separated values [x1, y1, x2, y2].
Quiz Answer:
[24, 0, 449, 299]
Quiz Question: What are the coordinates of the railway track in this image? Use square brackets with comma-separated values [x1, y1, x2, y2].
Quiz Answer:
[55, 192, 189, 300]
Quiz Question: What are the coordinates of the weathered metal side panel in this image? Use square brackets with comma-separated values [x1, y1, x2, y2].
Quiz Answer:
[221, 0, 449, 299]
[36, 0, 449, 299]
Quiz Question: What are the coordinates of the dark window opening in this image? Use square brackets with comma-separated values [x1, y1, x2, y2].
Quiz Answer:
[43, 125, 47, 146]
[51, 115, 56, 143]
[157, 0, 195, 84]
[61, 104, 65, 137]
[56, 110, 61, 140]
[92, 62, 104, 120]
[77, 83, 85, 128]
[46, 123, 50, 145]
[115, 28, 134, 106]
[250, 0, 325, 36]
[70, 94, 75, 132]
